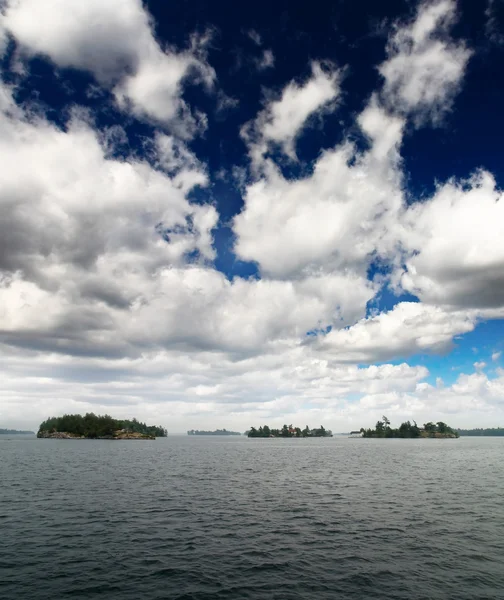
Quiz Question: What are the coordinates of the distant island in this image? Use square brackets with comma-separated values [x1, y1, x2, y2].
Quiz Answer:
[360, 417, 459, 438]
[37, 414, 167, 440]
[0, 428, 35, 435]
[457, 428, 504, 436]
[248, 425, 333, 438]
[187, 429, 241, 436]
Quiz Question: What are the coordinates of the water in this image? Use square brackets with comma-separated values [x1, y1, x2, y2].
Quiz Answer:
[1, 435, 503, 600]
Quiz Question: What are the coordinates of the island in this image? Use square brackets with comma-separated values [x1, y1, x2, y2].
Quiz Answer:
[187, 429, 241, 436]
[0, 428, 35, 435]
[457, 427, 504, 436]
[247, 425, 333, 438]
[37, 414, 167, 440]
[360, 417, 459, 438]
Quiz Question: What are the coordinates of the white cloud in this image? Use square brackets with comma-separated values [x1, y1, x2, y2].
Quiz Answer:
[2, 0, 214, 134]
[492, 352, 501, 362]
[379, 0, 471, 124]
[0, 82, 224, 358]
[398, 170, 504, 309]
[255, 49, 275, 71]
[0, 73, 378, 360]
[242, 61, 340, 161]
[3, 342, 504, 432]
[234, 100, 405, 280]
[2, 0, 504, 433]
[354, 368, 504, 426]
[474, 361, 486, 370]
[312, 302, 478, 363]
[247, 29, 262, 46]
[485, 0, 504, 45]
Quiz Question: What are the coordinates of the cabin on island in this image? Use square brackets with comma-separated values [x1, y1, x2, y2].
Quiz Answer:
[349, 430, 363, 438]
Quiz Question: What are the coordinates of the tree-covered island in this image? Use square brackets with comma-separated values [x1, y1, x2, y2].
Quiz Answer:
[248, 425, 332, 438]
[360, 416, 459, 438]
[0, 428, 35, 434]
[187, 429, 241, 435]
[37, 414, 167, 439]
[457, 427, 504, 436]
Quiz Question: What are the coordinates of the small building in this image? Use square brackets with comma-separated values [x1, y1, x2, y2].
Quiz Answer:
[349, 430, 363, 438]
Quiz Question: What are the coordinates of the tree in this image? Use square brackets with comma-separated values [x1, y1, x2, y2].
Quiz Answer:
[423, 422, 436, 434]
[281, 424, 290, 437]
[375, 421, 385, 437]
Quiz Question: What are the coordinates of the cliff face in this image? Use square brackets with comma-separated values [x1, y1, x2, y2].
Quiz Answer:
[37, 431, 155, 440]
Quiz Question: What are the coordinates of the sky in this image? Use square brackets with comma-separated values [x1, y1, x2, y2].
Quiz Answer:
[1, 0, 504, 433]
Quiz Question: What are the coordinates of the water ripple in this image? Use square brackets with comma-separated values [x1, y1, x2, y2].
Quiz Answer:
[1, 435, 504, 599]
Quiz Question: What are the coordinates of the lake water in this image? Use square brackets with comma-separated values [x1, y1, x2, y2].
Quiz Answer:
[1, 434, 503, 599]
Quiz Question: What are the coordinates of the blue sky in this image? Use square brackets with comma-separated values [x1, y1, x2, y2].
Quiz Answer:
[0, 0, 503, 432]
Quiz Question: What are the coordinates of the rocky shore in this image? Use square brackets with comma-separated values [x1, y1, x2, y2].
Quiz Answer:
[37, 431, 155, 440]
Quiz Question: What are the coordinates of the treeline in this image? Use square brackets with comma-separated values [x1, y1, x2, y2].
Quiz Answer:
[38, 414, 167, 438]
[0, 428, 34, 435]
[248, 425, 332, 438]
[457, 428, 504, 436]
[361, 417, 459, 438]
[187, 429, 241, 436]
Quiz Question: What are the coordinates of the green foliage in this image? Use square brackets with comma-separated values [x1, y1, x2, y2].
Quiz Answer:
[247, 424, 332, 438]
[362, 417, 458, 438]
[187, 429, 241, 435]
[457, 428, 504, 436]
[38, 414, 167, 438]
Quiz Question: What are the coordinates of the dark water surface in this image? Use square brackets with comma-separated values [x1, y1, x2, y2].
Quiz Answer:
[1, 435, 503, 600]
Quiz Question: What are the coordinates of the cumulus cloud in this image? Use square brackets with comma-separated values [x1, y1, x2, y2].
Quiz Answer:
[242, 61, 341, 161]
[312, 302, 478, 363]
[234, 100, 404, 279]
[3, 342, 504, 431]
[379, 0, 472, 124]
[398, 171, 504, 309]
[0, 73, 377, 360]
[354, 368, 504, 425]
[492, 352, 501, 361]
[1, 0, 504, 432]
[2, 0, 214, 134]
[0, 77, 223, 358]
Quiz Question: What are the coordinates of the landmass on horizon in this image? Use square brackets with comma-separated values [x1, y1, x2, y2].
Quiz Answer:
[360, 417, 459, 438]
[0, 428, 35, 435]
[187, 429, 241, 436]
[457, 428, 504, 436]
[247, 425, 333, 438]
[37, 414, 167, 440]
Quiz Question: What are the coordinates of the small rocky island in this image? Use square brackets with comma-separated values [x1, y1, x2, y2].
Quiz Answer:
[37, 414, 167, 440]
[248, 425, 333, 438]
[360, 417, 459, 438]
[187, 429, 241, 436]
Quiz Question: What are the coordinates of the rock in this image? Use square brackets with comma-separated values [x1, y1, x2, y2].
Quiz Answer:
[37, 430, 155, 440]
[37, 431, 83, 439]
